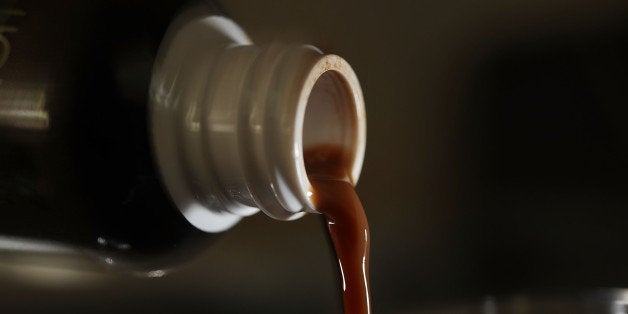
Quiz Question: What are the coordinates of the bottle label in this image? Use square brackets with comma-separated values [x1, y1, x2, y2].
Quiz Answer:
[0, 2, 49, 130]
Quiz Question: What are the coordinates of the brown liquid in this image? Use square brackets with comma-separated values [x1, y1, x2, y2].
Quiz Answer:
[304, 145, 371, 314]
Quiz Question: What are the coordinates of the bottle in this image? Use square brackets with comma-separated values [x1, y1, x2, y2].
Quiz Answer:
[0, 0, 365, 273]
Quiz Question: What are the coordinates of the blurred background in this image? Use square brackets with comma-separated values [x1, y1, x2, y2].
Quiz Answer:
[3, 0, 628, 313]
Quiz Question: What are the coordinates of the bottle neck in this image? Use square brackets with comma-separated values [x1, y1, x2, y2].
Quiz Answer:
[150, 13, 365, 232]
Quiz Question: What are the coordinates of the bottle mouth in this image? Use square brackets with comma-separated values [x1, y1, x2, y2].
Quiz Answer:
[296, 55, 366, 213]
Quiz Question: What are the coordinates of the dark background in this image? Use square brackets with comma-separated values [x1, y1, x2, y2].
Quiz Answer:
[3, 0, 628, 313]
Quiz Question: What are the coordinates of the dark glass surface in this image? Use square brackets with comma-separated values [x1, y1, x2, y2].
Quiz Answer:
[0, 0, 220, 271]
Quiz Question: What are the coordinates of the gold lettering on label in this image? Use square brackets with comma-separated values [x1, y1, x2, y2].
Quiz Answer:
[0, 9, 25, 70]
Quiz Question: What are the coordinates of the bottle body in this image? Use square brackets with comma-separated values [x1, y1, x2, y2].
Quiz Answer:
[0, 0, 222, 271]
[0, 0, 367, 272]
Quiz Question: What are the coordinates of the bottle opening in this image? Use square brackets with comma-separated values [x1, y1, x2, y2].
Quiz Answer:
[298, 56, 366, 212]
[303, 70, 357, 155]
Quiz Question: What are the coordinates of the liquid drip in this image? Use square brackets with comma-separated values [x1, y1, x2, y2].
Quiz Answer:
[304, 144, 371, 314]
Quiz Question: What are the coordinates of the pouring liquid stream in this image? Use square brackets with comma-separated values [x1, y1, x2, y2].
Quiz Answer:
[304, 144, 371, 314]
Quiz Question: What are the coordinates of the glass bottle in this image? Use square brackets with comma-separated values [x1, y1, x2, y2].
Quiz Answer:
[0, 0, 366, 273]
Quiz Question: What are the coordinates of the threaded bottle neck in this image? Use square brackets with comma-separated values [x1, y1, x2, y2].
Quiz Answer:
[150, 14, 365, 232]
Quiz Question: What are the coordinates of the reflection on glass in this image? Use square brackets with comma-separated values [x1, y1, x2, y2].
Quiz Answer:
[0, 236, 109, 288]
[0, 83, 49, 130]
[0, 236, 75, 254]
